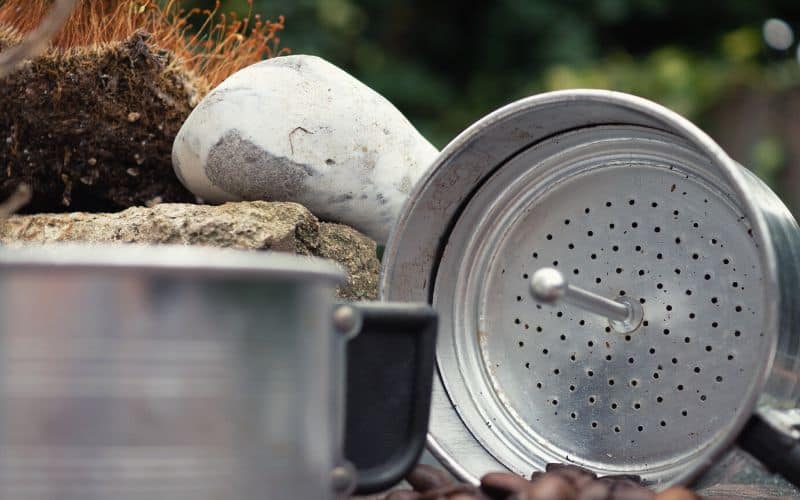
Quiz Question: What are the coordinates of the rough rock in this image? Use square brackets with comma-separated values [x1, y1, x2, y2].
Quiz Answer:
[0, 200, 379, 301]
[172, 54, 439, 243]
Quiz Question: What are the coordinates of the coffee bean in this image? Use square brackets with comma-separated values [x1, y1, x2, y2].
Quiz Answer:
[576, 481, 612, 500]
[653, 487, 701, 500]
[449, 493, 488, 500]
[545, 463, 596, 489]
[419, 484, 480, 500]
[518, 475, 576, 500]
[395, 464, 699, 500]
[386, 490, 422, 499]
[480, 472, 532, 499]
[609, 482, 655, 500]
[408, 464, 454, 492]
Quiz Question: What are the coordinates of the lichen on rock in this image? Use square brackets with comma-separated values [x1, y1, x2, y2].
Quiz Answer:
[0, 200, 379, 301]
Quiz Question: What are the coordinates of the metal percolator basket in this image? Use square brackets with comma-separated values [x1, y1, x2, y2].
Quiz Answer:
[380, 90, 800, 489]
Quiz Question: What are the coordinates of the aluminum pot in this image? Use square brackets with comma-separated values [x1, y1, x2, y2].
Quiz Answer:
[380, 90, 800, 489]
[0, 244, 436, 500]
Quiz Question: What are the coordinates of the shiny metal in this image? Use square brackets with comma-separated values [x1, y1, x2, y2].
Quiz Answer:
[529, 267, 636, 324]
[607, 296, 644, 335]
[332, 304, 363, 339]
[330, 462, 357, 498]
[380, 90, 799, 489]
[0, 244, 345, 500]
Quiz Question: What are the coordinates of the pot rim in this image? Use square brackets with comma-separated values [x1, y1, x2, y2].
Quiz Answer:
[380, 89, 781, 487]
[0, 243, 344, 282]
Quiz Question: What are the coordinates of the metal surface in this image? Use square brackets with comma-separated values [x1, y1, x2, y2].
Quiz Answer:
[529, 267, 640, 326]
[434, 125, 767, 485]
[380, 90, 799, 490]
[0, 243, 342, 280]
[0, 244, 344, 500]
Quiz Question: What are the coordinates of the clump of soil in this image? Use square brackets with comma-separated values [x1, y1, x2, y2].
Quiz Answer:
[0, 1, 287, 213]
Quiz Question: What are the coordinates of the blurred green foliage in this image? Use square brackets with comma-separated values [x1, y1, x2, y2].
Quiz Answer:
[197, 0, 800, 147]
[186, 0, 800, 200]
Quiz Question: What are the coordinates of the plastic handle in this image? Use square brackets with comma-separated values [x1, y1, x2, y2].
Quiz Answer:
[342, 302, 437, 495]
[738, 412, 800, 488]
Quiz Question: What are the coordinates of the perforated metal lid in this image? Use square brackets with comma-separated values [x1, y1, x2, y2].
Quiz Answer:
[434, 125, 767, 482]
[381, 91, 777, 489]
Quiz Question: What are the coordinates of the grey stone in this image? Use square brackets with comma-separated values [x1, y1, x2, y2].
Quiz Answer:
[0, 200, 379, 301]
[205, 129, 315, 201]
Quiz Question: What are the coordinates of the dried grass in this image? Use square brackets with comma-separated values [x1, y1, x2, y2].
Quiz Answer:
[0, 0, 288, 88]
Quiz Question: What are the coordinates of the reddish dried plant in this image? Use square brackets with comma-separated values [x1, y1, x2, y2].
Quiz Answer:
[0, 0, 288, 88]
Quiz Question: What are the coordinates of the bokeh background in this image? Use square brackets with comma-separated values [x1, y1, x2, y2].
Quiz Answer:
[191, 0, 800, 215]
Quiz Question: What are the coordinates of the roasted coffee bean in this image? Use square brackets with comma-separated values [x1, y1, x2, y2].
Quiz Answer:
[653, 487, 701, 500]
[408, 464, 455, 492]
[576, 481, 612, 500]
[480, 472, 532, 499]
[449, 492, 491, 500]
[545, 463, 596, 489]
[516, 474, 576, 500]
[419, 484, 480, 500]
[386, 489, 422, 500]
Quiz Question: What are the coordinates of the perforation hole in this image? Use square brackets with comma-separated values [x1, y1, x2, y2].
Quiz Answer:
[498, 181, 762, 449]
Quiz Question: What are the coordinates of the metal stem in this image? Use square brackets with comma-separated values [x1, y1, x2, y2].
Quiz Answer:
[529, 267, 636, 324]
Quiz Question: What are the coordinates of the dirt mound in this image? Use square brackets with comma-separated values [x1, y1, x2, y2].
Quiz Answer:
[0, 0, 287, 213]
[0, 30, 199, 211]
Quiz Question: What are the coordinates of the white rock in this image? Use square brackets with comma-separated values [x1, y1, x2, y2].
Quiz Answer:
[172, 55, 439, 243]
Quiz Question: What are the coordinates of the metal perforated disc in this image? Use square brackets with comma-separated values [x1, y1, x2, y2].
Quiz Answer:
[431, 126, 770, 485]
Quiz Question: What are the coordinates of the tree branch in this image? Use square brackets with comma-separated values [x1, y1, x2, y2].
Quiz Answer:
[0, 0, 77, 79]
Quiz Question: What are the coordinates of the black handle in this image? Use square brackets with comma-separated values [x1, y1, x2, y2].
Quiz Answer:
[738, 412, 800, 488]
[343, 302, 437, 495]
